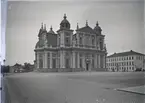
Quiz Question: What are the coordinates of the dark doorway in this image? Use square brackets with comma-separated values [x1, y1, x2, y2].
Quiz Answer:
[86, 63, 89, 71]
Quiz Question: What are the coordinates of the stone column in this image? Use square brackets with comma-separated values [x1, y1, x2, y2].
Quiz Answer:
[50, 52, 52, 68]
[77, 33, 80, 47]
[103, 55, 106, 69]
[60, 51, 65, 68]
[60, 32, 65, 47]
[72, 51, 76, 69]
[98, 54, 100, 68]
[82, 55, 85, 71]
[42, 53, 45, 69]
[94, 54, 97, 69]
[44, 51, 48, 68]
[36, 53, 39, 69]
[77, 53, 80, 68]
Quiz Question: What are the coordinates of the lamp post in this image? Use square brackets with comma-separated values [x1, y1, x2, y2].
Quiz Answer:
[3, 59, 5, 76]
[85, 58, 90, 72]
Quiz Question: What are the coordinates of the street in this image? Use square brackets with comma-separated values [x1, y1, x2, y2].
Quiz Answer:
[3, 72, 145, 103]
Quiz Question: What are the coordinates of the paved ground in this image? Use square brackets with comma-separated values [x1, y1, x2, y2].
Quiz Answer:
[116, 86, 145, 95]
[3, 72, 145, 103]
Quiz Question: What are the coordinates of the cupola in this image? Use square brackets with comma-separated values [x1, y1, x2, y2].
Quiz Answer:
[60, 14, 70, 29]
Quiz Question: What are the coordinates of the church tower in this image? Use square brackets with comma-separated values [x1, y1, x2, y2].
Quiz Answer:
[57, 14, 73, 47]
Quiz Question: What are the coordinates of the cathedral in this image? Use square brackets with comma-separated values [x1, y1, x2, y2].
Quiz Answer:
[34, 14, 107, 72]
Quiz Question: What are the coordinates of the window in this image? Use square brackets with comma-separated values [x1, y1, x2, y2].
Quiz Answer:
[92, 58, 95, 68]
[39, 54, 43, 68]
[80, 58, 82, 68]
[75, 53, 78, 68]
[65, 58, 70, 68]
[65, 37, 70, 46]
[132, 56, 134, 60]
[47, 53, 50, 68]
[100, 41, 103, 50]
[79, 37, 82, 45]
[59, 38, 60, 46]
[52, 58, 56, 68]
[92, 37, 95, 46]
[65, 52, 70, 68]
[80, 54, 83, 68]
[132, 61, 134, 65]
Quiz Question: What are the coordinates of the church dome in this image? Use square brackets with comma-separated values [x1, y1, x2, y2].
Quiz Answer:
[60, 14, 70, 29]
[94, 21, 102, 34]
[48, 26, 55, 34]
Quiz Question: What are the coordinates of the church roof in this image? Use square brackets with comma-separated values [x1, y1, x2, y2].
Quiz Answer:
[48, 26, 55, 34]
[107, 50, 145, 58]
[35, 40, 44, 48]
[76, 26, 96, 34]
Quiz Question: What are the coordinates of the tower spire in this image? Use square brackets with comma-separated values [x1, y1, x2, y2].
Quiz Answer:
[86, 20, 88, 26]
[41, 22, 43, 29]
[77, 23, 79, 30]
[64, 13, 67, 19]
[44, 24, 46, 30]
[50, 25, 52, 30]
[96, 21, 99, 26]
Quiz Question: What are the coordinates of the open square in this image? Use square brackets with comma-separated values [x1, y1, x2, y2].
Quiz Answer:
[4, 72, 145, 103]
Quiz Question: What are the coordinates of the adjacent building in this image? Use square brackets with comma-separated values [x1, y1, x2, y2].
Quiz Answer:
[107, 50, 145, 72]
[34, 14, 107, 72]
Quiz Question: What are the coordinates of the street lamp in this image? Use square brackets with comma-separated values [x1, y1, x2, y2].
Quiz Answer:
[85, 58, 90, 72]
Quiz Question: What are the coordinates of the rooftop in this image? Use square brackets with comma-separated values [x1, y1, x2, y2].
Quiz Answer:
[76, 25, 96, 34]
[107, 50, 145, 58]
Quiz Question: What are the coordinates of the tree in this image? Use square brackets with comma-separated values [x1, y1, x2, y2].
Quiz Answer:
[23, 62, 34, 72]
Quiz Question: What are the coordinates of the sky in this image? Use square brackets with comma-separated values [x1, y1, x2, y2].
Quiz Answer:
[4, 0, 144, 65]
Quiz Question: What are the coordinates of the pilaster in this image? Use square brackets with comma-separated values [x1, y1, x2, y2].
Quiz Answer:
[36, 53, 39, 69]
[50, 51, 52, 68]
[60, 51, 65, 68]
[77, 52, 80, 68]
[43, 53, 45, 68]
[60, 32, 65, 47]
[98, 54, 100, 68]
[44, 51, 48, 68]
[72, 51, 76, 68]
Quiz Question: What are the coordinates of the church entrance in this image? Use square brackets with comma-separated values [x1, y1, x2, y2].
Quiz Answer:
[86, 63, 89, 71]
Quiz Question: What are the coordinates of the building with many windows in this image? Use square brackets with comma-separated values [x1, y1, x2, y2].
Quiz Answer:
[34, 14, 107, 72]
[106, 50, 145, 72]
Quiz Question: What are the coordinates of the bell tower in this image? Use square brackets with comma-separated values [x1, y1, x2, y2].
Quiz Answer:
[57, 14, 73, 47]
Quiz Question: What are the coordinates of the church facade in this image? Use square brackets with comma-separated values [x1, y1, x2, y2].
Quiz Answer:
[34, 14, 107, 72]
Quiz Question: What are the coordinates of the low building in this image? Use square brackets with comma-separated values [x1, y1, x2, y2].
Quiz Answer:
[106, 50, 145, 72]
